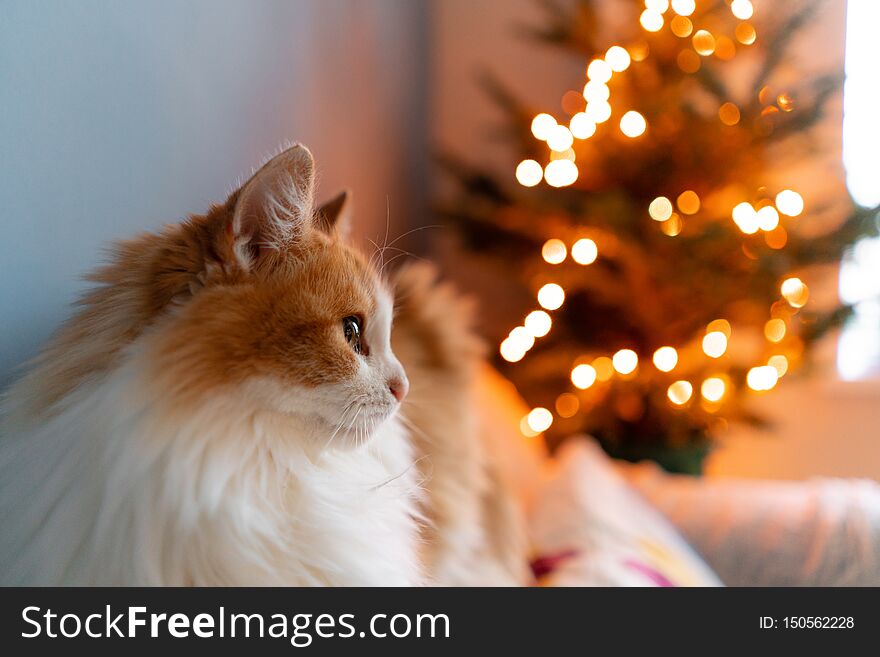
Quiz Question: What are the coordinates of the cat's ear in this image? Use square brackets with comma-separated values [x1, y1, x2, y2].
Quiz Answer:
[226, 143, 317, 270]
[315, 189, 353, 238]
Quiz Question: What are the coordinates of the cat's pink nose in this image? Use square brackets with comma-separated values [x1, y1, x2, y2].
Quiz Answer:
[388, 376, 409, 402]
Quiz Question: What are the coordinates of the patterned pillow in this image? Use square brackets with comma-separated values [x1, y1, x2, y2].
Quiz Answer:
[529, 438, 722, 587]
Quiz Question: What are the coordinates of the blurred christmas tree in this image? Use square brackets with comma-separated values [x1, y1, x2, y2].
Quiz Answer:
[440, 0, 879, 472]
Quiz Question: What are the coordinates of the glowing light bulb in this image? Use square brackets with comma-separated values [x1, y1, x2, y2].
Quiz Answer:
[668, 380, 693, 405]
[556, 393, 580, 418]
[653, 346, 678, 372]
[747, 366, 779, 391]
[701, 377, 726, 402]
[719, 102, 741, 126]
[537, 283, 565, 310]
[587, 59, 613, 83]
[640, 10, 664, 32]
[671, 0, 695, 16]
[526, 407, 553, 433]
[736, 22, 757, 45]
[515, 159, 544, 187]
[500, 338, 525, 363]
[593, 356, 614, 381]
[702, 331, 728, 358]
[571, 364, 598, 389]
[768, 355, 789, 377]
[508, 326, 535, 352]
[676, 190, 700, 215]
[620, 111, 647, 138]
[692, 30, 716, 56]
[524, 310, 552, 338]
[671, 16, 693, 37]
[661, 214, 683, 236]
[775, 190, 804, 216]
[612, 349, 639, 375]
[645, 0, 669, 11]
[781, 277, 809, 308]
[649, 196, 674, 221]
[764, 318, 786, 343]
[544, 159, 579, 187]
[541, 238, 567, 264]
[531, 113, 557, 140]
[732, 202, 759, 234]
[585, 101, 612, 123]
[583, 81, 610, 103]
[757, 205, 780, 231]
[706, 319, 732, 337]
[605, 46, 631, 72]
[571, 238, 598, 265]
[547, 125, 574, 152]
[570, 112, 597, 139]
[731, 0, 754, 20]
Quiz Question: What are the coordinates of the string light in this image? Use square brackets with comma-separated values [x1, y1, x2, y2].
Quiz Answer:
[777, 93, 794, 112]
[661, 214, 683, 236]
[735, 22, 757, 45]
[531, 113, 557, 140]
[756, 205, 780, 231]
[585, 101, 612, 123]
[515, 159, 544, 187]
[707, 319, 732, 337]
[677, 49, 701, 73]
[541, 238, 567, 264]
[640, 10, 664, 32]
[719, 102, 741, 125]
[544, 159, 579, 187]
[571, 238, 598, 264]
[555, 393, 580, 418]
[775, 190, 804, 216]
[550, 148, 576, 162]
[676, 190, 700, 214]
[667, 380, 693, 405]
[500, 338, 525, 363]
[747, 365, 778, 391]
[612, 349, 639, 375]
[692, 30, 716, 56]
[702, 331, 728, 358]
[765, 226, 788, 249]
[605, 46, 631, 72]
[732, 201, 760, 234]
[547, 125, 574, 151]
[620, 111, 647, 138]
[583, 81, 610, 103]
[526, 407, 553, 433]
[731, 0, 754, 20]
[649, 196, 674, 221]
[587, 59, 613, 83]
[764, 318, 786, 343]
[653, 346, 678, 372]
[645, 0, 669, 11]
[701, 377, 726, 402]
[593, 356, 614, 382]
[768, 355, 789, 377]
[571, 363, 598, 389]
[537, 283, 565, 310]
[670, 16, 693, 37]
[781, 277, 809, 308]
[714, 35, 736, 61]
[671, 0, 695, 16]
[525, 310, 552, 338]
[569, 112, 597, 139]
[508, 326, 535, 352]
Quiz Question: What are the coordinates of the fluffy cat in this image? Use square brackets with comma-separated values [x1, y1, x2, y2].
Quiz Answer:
[0, 144, 425, 585]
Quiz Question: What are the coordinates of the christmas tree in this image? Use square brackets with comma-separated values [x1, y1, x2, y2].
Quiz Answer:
[440, 0, 879, 472]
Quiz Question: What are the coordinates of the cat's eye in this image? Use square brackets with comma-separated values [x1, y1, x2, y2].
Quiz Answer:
[342, 316, 363, 355]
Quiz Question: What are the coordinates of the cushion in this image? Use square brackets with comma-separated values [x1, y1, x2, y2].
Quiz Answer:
[529, 438, 722, 587]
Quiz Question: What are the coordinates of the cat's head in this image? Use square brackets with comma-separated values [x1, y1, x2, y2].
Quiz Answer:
[144, 144, 409, 448]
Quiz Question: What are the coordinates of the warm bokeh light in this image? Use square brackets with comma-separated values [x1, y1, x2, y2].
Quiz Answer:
[702, 331, 728, 358]
[731, 0, 754, 20]
[620, 111, 647, 138]
[671, 0, 695, 17]
[526, 407, 553, 433]
[764, 318, 786, 343]
[719, 102, 740, 125]
[714, 35, 736, 61]
[500, 338, 525, 363]
[524, 310, 552, 338]
[692, 30, 717, 56]
[645, 0, 669, 11]
[531, 113, 556, 140]
[592, 356, 614, 382]
[605, 45, 631, 72]
[508, 326, 535, 352]
[612, 349, 639, 375]
[701, 377, 726, 402]
[747, 365, 779, 391]
[555, 393, 580, 418]
[676, 190, 700, 215]
[569, 112, 597, 139]
[544, 159, 579, 187]
[781, 277, 809, 308]
[583, 81, 610, 103]
[736, 22, 757, 45]
[542, 238, 567, 264]
[661, 214, 683, 236]
[670, 15, 693, 37]
[550, 148, 576, 162]
[571, 238, 598, 265]
[653, 346, 678, 372]
[768, 354, 789, 377]
[515, 159, 543, 187]
[765, 226, 788, 249]
[587, 59, 613, 83]
[571, 363, 598, 390]
[649, 196, 674, 221]
[777, 93, 794, 112]
[640, 9, 664, 33]
[756, 205, 780, 231]
[667, 380, 693, 405]
[732, 201, 759, 234]
[537, 283, 565, 310]
[677, 49, 701, 73]
[547, 124, 574, 151]
[775, 189, 804, 216]
[585, 100, 612, 123]
[519, 416, 539, 438]
[707, 319, 732, 338]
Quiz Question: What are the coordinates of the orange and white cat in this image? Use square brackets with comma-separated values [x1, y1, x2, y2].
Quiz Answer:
[0, 145, 425, 585]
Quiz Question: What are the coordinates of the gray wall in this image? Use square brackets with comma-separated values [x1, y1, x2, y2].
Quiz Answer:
[0, 0, 428, 387]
